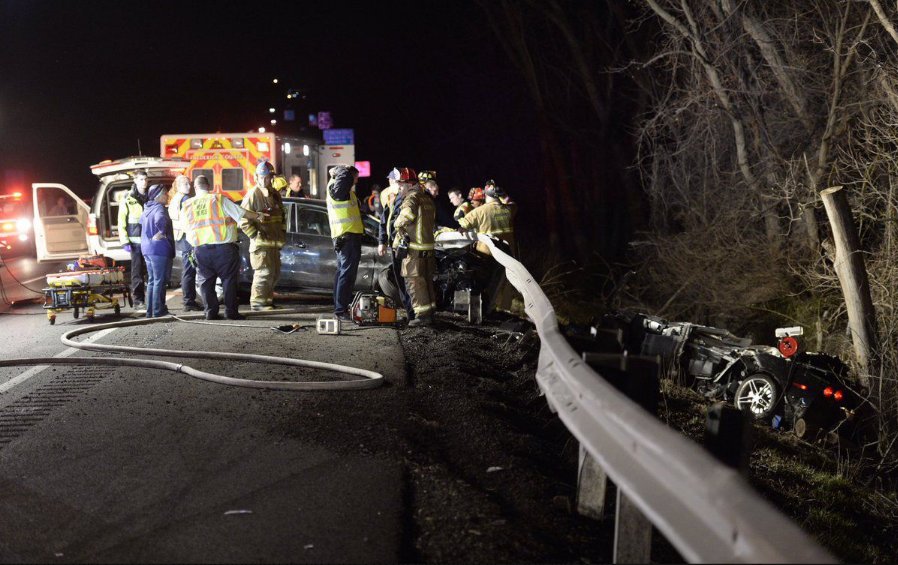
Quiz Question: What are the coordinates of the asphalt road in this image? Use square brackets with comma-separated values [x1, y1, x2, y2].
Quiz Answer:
[0, 288, 409, 563]
[0, 252, 64, 309]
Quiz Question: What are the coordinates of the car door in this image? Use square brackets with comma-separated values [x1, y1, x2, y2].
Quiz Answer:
[32, 183, 91, 262]
[286, 204, 335, 289]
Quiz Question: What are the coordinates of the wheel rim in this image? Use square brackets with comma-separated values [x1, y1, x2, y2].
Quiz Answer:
[736, 377, 775, 415]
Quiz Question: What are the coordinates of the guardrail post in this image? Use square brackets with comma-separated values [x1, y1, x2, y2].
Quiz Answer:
[704, 401, 753, 475]
[576, 443, 609, 520]
[581, 353, 659, 563]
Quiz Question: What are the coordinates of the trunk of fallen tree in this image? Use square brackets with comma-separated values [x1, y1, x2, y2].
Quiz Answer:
[820, 185, 879, 390]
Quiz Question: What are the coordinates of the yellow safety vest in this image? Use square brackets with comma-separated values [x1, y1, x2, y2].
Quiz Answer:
[117, 195, 143, 245]
[183, 194, 234, 245]
[326, 190, 364, 237]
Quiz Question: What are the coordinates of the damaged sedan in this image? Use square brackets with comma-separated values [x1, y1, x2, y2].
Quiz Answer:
[599, 311, 875, 442]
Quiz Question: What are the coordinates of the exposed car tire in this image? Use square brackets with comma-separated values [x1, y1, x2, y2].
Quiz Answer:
[734, 373, 780, 420]
[377, 267, 403, 306]
[73, 307, 80, 319]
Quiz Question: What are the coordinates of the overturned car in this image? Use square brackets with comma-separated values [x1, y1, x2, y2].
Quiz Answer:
[600, 311, 874, 442]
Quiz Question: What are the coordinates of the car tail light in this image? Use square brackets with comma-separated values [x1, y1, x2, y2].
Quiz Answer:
[834, 390, 844, 402]
[88, 215, 98, 236]
[823, 387, 834, 397]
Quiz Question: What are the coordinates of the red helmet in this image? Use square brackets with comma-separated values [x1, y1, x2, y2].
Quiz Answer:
[469, 187, 485, 201]
[396, 167, 417, 183]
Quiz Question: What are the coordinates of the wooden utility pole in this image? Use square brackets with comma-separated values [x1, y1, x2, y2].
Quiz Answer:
[820, 186, 878, 388]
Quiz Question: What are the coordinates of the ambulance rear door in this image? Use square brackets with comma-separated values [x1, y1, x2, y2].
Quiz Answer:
[32, 183, 91, 262]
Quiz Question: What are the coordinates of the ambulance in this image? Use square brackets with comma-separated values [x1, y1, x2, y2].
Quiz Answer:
[160, 132, 355, 200]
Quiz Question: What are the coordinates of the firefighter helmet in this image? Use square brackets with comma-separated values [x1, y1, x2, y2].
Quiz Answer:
[418, 170, 437, 184]
[485, 184, 505, 199]
[272, 175, 288, 190]
[387, 167, 401, 180]
[469, 187, 485, 202]
[256, 160, 274, 176]
[396, 167, 417, 183]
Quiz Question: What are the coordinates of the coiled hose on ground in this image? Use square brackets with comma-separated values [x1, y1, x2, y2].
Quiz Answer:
[0, 310, 384, 391]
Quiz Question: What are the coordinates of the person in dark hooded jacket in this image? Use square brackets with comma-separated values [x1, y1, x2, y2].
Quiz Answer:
[325, 165, 363, 319]
[139, 183, 175, 318]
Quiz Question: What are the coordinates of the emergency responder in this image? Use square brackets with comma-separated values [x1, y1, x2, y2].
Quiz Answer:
[457, 183, 518, 313]
[326, 164, 364, 320]
[281, 174, 306, 198]
[183, 175, 266, 320]
[239, 160, 287, 311]
[380, 167, 401, 210]
[118, 170, 148, 311]
[448, 188, 472, 222]
[485, 178, 514, 204]
[393, 170, 437, 327]
[469, 186, 485, 208]
[377, 167, 416, 321]
[168, 174, 202, 311]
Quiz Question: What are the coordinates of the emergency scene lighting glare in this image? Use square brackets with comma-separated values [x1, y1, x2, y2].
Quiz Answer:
[258, 127, 266, 133]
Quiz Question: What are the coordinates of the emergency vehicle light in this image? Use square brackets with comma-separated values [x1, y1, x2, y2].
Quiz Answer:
[302, 145, 310, 156]
[1, 222, 14, 232]
[12, 192, 22, 200]
[231, 138, 244, 148]
[190, 138, 203, 149]
[258, 142, 269, 151]
[16, 218, 30, 232]
[284, 143, 291, 154]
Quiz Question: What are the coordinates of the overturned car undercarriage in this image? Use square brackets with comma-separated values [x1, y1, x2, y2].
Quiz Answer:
[597, 311, 876, 443]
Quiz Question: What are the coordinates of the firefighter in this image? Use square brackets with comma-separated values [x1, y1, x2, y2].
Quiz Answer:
[168, 174, 202, 311]
[183, 175, 266, 320]
[118, 170, 148, 311]
[469, 186, 485, 208]
[326, 164, 364, 320]
[457, 183, 518, 313]
[448, 188, 473, 221]
[239, 160, 287, 311]
[377, 167, 417, 321]
[393, 171, 437, 327]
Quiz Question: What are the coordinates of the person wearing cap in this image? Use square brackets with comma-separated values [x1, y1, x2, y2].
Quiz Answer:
[380, 168, 401, 210]
[326, 164, 364, 320]
[393, 170, 437, 327]
[485, 178, 514, 204]
[457, 183, 518, 313]
[118, 170, 149, 311]
[183, 175, 266, 321]
[139, 183, 176, 318]
[239, 160, 287, 311]
[167, 175, 202, 312]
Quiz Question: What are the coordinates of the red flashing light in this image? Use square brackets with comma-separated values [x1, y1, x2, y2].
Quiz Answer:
[793, 382, 808, 391]
[834, 390, 844, 402]
[12, 192, 22, 200]
[823, 387, 834, 397]
[1, 222, 14, 232]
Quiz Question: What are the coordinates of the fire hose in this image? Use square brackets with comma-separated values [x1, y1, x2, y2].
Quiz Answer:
[0, 310, 384, 391]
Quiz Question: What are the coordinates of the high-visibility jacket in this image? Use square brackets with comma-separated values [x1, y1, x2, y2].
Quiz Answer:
[183, 193, 237, 246]
[168, 193, 191, 241]
[453, 201, 473, 221]
[117, 193, 144, 245]
[326, 189, 364, 238]
[393, 187, 436, 251]
[457, 200, 516, 256]
[239, 184, 286, 252]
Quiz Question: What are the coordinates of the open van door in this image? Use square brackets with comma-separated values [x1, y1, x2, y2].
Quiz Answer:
[32, 183, 91, 262]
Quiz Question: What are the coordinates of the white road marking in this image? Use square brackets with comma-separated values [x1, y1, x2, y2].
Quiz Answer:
[0, 327, 118, 394]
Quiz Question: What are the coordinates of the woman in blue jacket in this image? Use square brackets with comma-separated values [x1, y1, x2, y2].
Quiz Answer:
[139, 183, 175, 318]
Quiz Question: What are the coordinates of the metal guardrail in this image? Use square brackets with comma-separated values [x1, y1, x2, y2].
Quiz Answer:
[476, 234, 836, 564]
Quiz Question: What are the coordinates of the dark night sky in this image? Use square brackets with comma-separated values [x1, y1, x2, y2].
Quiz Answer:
[0, 0, 541, 208]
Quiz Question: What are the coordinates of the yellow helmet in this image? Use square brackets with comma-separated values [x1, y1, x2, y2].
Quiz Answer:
[272, 175, 288, 190]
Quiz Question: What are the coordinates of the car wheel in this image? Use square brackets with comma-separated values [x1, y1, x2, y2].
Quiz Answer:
[734, 373, 780, 420]
[377, 267, 403, 305]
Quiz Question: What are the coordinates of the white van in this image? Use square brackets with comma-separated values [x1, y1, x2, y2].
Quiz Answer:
[32, 156, 189, 263]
